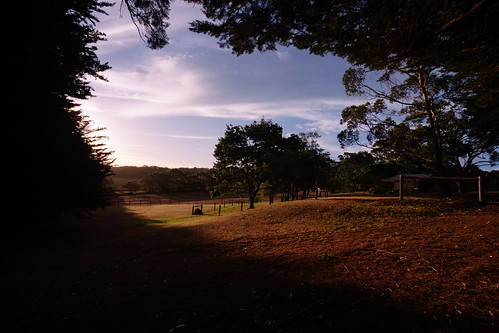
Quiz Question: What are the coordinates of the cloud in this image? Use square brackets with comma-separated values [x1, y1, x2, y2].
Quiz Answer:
[276, 51, 290, 60]
[86, 2, 365, 124]
[83, 52, 362, 123]
[83, 54, 206, 114]
[149, 133, 217, 140]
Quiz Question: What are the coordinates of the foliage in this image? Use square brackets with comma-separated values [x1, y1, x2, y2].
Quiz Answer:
[123, 181, 141, 194]
[354, 163, 399, 193]
[140, 168, 214, 193]
[339, 65, 497, 175]
[333, 152, 403, 193]
[336, 152, 376, 192]
[266, 132, 335, 199]
[212, 119, 284, 208]
[212, 120, 336, 205]
[113, 165, 210, 179]
[124, 1, 497, 75]
[121, 0, 171, 49]
[12, 0, 115, 219]
[186, 1, 497, 81]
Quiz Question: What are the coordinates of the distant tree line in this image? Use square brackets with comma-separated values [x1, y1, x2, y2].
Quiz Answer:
[141, 169, 214, 193]
[113, 138, 497, 204]
[113, 166, 214, 194]
[113, 166, 210, 180]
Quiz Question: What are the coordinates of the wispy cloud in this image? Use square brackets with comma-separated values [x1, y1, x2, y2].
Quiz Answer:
[83, 54, 206, 114]
[83, 53, 362, 123]
[150, 133, 218, 140]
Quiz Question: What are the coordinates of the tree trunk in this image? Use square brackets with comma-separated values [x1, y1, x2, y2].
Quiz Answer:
[418, 67, 444, 175]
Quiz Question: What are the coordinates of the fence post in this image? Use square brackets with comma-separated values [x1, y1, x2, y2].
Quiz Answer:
[399, 174, 404, 200]
[219, 204, 221, 216]
[478, 176, 485, 203]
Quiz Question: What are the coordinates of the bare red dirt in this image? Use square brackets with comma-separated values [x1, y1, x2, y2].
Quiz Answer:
[2, 198, 498, 332]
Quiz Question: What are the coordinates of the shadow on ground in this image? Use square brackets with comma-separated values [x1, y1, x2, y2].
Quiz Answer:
[1, 206, 496, 332]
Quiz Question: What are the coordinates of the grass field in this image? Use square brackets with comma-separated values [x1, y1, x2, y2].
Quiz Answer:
[2, 197, 498, 332]
[128, 200, 268, 224]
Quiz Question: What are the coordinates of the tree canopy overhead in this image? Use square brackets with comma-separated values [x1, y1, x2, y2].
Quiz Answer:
[124, 1, 497, 73]
[122, 0, 171, 49]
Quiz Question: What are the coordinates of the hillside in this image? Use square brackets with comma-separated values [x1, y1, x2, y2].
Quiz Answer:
[2, 198, 498, 332]
[110, 165, 211, 190]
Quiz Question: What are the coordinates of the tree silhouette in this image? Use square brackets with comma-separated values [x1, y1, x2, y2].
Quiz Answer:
[213, 120, 284, 208]
[212, 120, 334, 206]
[12, 0, 114, 219]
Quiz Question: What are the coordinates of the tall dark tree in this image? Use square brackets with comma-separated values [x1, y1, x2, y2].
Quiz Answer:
[12, 0, 114, 219]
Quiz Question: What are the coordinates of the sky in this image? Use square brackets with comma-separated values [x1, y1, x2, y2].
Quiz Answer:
[80, 1, 368, 168]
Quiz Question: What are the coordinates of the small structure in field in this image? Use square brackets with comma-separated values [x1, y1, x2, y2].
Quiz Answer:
[192, 204, 203, 215]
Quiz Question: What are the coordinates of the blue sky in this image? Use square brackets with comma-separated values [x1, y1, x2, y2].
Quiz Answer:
[80, 2, 367, 168]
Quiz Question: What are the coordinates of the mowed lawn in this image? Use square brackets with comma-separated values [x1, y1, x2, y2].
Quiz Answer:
[2, 198, 498, 332]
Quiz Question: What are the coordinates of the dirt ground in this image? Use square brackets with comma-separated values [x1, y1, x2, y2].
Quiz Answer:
[2, 198, 498, 332]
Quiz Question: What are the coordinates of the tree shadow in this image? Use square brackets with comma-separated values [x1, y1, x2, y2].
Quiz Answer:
[1, 207, 496, 332]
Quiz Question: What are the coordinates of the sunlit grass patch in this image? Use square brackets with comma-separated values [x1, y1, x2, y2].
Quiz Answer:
[133, 201, 271, 226]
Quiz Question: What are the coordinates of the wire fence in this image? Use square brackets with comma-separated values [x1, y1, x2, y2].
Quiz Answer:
[110, 190, 330, 207]
[111, 173, 498, 207]
[112, 197, 249, 207]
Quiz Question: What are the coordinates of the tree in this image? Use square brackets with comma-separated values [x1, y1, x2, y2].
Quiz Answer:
[338, 65, 497, 175]
[13, 0, 114, 219]
[186, 0, 498, 173]
[123, 181, 141, 194]
[267, 132, 333, 200]
[142, 172, 172, 193]
[186, 1, 497, 80]
[121, 0, 171, 49]
[212, 119, 283, 208]
[336, 152, 376, 192]
[354, 163, 399, 193]
[139, 168, 214, 193]
[121, 1, 497, 72]
[212, 120, 335, 205]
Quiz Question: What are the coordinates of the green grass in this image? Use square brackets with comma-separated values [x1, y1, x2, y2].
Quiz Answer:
[136, 201, 271, 226]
